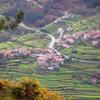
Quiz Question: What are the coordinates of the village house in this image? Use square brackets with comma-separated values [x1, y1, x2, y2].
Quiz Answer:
[92, 41, 100, 47]
[66, 25, 73, 32]
[61, 44, 71, 48]
[56, 27, 64, 39]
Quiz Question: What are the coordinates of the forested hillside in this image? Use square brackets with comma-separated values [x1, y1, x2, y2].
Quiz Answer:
[0, 0, 99, 27]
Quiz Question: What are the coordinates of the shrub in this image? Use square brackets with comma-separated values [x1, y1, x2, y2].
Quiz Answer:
[0, 77, 65, 100]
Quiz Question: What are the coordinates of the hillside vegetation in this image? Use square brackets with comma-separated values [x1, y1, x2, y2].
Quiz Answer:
[0, 0, 100, 100]
[0, 77, 65, 100]
[0, 0, 99, 27]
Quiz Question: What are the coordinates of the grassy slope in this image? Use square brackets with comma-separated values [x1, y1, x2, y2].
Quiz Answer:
[44, 14, 100, 34]
[0, 32, 50, 49]
[0, 59, 100, 100]
[60, 45, 100, 60]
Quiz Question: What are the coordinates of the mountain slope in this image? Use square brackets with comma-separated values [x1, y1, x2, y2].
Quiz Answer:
[0, 0, 99, 27]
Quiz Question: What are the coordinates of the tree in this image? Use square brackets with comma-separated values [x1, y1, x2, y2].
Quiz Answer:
[0, 11, 24, 31]
[15, 10, 24, 23]
[0, 18, 6, 31]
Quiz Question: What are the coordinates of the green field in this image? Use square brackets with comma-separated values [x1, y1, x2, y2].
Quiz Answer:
[0, 57, 100, 100]
[0, 32, 50, 49]
[43, 14, 100, 34]
[59, 45, 100, 61]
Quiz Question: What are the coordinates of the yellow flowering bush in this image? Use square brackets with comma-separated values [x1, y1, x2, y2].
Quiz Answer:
[0, 78, 65, 100]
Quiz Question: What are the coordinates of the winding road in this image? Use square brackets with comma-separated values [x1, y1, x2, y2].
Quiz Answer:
[19, 11, 70, 49]
[19, 22, 100, 64]
[19, 22, 57, 49]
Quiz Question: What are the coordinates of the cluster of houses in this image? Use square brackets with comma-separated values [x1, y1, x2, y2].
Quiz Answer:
[85, 30, 100, 48]
[59, 30, 100, 48]
[37, 53, 64, 70]
[0, 48, 53, 58]
[0, 47, 65, 70]
[82, 30, 100, 47]
[59, 33, 78, 48]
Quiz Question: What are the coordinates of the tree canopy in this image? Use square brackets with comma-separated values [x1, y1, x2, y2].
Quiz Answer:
[0, 10, 24, 31]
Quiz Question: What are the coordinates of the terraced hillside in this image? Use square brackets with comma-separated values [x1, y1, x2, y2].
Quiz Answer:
[0, 56, 100, 100]
[0, 14, 100, 100]
[43, 14, 100, 34]
[0, 32, 50, 49]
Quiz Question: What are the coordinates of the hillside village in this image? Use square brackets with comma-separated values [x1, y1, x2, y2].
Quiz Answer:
[0, 29, 100, 71]
[0, 0, 100, 99]
[0, 48, 64, 70]
[59, 30, 100, 48]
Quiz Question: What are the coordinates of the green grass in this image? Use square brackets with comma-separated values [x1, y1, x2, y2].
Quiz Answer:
[59, 44, 100, 61]
[0, 32, 50, 50]
[0, 57, 100, 99]
[44, 14, 100, 35]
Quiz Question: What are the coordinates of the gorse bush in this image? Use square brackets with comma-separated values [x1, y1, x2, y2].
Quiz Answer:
[0, 77, 65, 100]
